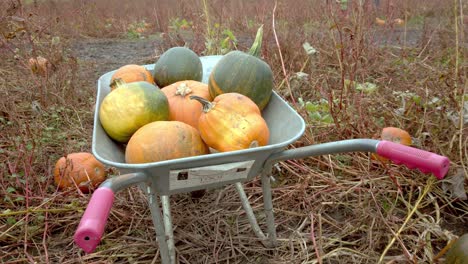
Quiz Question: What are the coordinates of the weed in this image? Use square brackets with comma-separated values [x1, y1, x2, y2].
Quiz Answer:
[125, 20, 150, 39]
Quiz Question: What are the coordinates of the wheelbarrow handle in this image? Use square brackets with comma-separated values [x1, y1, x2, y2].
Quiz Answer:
[264, 139, 450, 180]
[74, 172, 148, 253]
[376, 140, 450, 180]
[74, 187, 114, 253]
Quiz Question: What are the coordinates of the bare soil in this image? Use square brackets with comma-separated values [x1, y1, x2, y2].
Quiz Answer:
[70, 27, 424, 83]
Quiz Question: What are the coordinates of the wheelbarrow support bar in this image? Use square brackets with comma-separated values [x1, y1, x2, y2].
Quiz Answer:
[74, 172, 148, 253]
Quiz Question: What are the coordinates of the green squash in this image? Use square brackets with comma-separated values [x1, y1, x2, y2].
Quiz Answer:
[99, 81, 169, 143]
[153, 47, 203, 88]
[208, 26, 273, 110]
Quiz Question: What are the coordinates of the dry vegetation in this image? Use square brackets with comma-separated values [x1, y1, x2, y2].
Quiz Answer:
[0, 0, 467, 263]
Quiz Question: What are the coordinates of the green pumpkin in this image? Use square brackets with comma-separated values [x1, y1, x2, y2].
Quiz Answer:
[208, 26, 273, 110]
[445, 233, 468, 264]
[153, 47, 203, 88]
[99, 81, 169, 143]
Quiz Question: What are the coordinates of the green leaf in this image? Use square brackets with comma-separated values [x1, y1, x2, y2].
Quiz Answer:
[51, 36, 60, 46]
[14, 196, 25, 202]
[248, 25, 263, 57]
[7, 217, 16, 226]
[411, 95, 422, 105]
[355, 82, 378, 94]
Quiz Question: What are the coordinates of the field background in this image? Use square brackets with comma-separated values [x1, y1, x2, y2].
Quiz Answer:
[0, 0, 467, 263]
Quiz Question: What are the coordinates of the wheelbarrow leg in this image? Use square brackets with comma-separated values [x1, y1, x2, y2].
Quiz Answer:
[261, 172, 277, 247]
[235, 182, 275, 247]
[161, 195, 176, 264]
[146, 185, 171, 264]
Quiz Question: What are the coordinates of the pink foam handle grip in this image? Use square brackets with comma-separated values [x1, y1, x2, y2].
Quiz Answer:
[74, 187, 114, 253]
[376, 140, 450, 180]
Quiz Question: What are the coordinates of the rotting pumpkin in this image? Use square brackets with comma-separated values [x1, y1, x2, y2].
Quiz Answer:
[53, 152, 107, 193]
[190, 93, 270, 152]
[161, 80, 212, 128]
[208, 25, 273, 110]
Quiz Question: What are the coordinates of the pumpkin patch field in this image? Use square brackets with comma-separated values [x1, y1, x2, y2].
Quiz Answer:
[0, 0, 466, 263]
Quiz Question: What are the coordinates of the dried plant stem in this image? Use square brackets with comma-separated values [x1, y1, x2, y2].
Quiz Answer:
[370, 191, 412, 261]
[272, 1, 296, 106]
[310, 213, 322, 264]
[454, 0, 467, 180]
[42, 210, 50, 264]
[0, 207, 77, 217]
[378, 178, 435, 263]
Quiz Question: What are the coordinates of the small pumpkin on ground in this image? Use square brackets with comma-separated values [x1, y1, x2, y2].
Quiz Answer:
[380, 127, 412, 145]
[372, 127, 412, 162]
[153, 47, 203, 87]
[208, 26, 273, 110]
[99, 81, 169, 143]
[190, 93, 270, 152]
[110, 64, 154, 91]
[125, 121, 209, 163]
[161, 81, 212, 128]
[54, 152, 107, 193]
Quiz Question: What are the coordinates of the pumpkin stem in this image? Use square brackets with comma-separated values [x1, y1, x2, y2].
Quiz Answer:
[249, 141, 259, 148]
[175, 82, 192, 97]
[248, 25, 263, 57]
[110, 78, 126, 90]
[190, 95, 214, 112]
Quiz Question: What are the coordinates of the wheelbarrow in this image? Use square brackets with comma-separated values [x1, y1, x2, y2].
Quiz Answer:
[74, 55, 450, 264]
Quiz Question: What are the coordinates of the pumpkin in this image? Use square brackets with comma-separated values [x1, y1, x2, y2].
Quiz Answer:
[153, 47, 203, 87]
[99, 81, 169, 143]
[125, 121, 209, 163]
[54, 152, 107, 193]
[372, 127, 412, 162]
[110, 64, 154, 91]
[161, 81, 212, 128]
[380, 127, 412, 145]
[208, 26, 273, 110]
[190, 93, 270, 152]
[445, 233, 468, 264]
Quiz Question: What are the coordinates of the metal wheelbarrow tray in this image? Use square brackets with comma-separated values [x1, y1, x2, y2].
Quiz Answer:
[74, 56, 451, 264]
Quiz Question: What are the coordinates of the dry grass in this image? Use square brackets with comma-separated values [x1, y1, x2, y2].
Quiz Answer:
[1, 0, 467, 263]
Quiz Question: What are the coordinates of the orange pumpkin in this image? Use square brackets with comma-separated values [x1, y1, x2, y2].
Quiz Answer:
[372, 127, 412, 162]
[380, 127, 412, 145]
[125, 121, 209, 164]
[191, 93, 269, 152]
[53, 152, 107, 193]
[110, 64, 154, 90]
[161, 81, 212, 128]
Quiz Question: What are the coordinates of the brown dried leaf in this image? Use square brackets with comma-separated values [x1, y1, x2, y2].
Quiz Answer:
[442, 168, 467, 200]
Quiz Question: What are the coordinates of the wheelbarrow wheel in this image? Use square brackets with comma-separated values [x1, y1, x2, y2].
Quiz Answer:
[190, 189, 206, 200]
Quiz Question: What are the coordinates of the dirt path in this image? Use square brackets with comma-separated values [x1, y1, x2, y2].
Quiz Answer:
[71, 37, 161, 86]
[70, 27, 424, 84]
